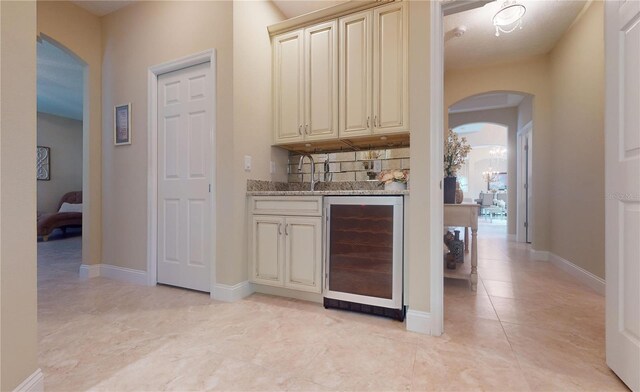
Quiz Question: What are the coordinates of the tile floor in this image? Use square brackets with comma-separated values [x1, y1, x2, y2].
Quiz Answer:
[37, 226, 628, 391]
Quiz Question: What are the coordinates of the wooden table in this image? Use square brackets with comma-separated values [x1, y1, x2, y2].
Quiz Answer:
[444, 203, 480, 291]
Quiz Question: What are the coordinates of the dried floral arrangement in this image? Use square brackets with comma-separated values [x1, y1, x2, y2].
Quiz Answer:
[377, 169, 409, 184]
[444, 129, 472, 177]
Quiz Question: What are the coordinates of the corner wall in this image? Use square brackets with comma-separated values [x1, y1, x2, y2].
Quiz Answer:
[0, 1, 39, 389]
[100, 1, 236, 283]
[232, 0, 288, 284]
[37, 112, 83, 213]
[548, 2, 605, 278]
[37, 0, 103, 266]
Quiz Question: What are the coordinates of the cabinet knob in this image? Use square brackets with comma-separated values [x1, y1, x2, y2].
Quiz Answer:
[285, 223, 289, 236]
[298, 125, 302, 135]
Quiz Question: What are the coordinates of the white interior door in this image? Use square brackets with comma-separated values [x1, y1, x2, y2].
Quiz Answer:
[157, 61, 212, 292]
[605, 1, 640, 390]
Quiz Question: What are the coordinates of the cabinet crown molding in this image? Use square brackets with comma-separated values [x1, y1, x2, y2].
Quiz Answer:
[268, 0, 395, 36]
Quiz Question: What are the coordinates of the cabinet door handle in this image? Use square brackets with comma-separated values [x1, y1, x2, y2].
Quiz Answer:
[298, 125, 302, 135]
[374, 115, 378, 127]
[367, 116, 370, 128]
[285, 223, 289, 236]
[278, 223, 282, 235]
[305, 124, 309, 135]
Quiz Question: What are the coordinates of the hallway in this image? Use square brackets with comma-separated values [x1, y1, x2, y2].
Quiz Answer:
[38, 234, 626, 391]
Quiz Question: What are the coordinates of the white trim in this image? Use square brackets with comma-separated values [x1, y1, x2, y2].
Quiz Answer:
[78, 264, 148, 285]
[100, 264, 148, 286]
[13, 368, 44, 392]
[530, 248, 549, 261]
[212, 281, 254, 302]
[79, 264, 100, 279]
[549, 253, 605, 295]
[147, 49, 218, 289]
[406, 309, 432, 335]
[428, 0, 445, 337]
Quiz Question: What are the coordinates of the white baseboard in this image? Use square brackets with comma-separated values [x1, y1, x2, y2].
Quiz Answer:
[79, 264, 100, 279]
[100, 264, 148, 285]
[13, 368, 44, 392]
[530, 248, 550, 261]
[78, 264, 147, 285]
[549, 253, 605, 295]
[406, 309, 432, 335]
[212, 281, 254, 302]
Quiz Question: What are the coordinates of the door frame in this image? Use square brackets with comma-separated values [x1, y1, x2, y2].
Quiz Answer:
[146, 49, 217, 290]
[516, 122, 533, 243]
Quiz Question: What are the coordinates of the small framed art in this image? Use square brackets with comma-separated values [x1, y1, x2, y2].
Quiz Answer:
[114, 103, 131, 145]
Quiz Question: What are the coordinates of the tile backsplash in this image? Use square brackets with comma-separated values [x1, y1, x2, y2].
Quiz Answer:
[288, 147, 410, 183]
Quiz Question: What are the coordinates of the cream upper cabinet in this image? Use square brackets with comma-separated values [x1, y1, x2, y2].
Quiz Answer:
[273, 29, 304, 144]
[273, 22, 338, 144]
[339, 10, 373, 138]
[373, 2, 408, 135]
[339, 3, 408, 139]
[304, 21, 339, 141]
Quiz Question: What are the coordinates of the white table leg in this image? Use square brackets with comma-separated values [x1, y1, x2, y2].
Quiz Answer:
[471, 228, 478, 291]
[464, 227, 469, 253]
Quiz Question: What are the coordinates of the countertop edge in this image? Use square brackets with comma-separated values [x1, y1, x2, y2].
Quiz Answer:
[247, 190, 410, 196]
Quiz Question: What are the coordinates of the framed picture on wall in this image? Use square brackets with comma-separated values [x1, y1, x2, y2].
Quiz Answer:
[114, 103, 131, 146]
[36, 146, 51, 181]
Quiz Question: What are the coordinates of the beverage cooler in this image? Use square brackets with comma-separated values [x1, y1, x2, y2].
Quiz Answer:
[323, 196, 404, 320]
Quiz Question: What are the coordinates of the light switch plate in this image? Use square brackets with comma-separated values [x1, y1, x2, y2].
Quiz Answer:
[244, 155, 252, 171]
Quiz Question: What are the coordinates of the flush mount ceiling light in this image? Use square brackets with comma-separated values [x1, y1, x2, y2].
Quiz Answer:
[493, 0, 526, 37]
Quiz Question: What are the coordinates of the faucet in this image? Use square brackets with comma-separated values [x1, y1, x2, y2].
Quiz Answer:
[298, 154, 318, 191]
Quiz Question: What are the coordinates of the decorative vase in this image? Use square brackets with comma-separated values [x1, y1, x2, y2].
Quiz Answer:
[384, 182, 407, 191]
[443, 176, 456, 204]
[450, 230, 464, 263]
[455, 182, 464, 204]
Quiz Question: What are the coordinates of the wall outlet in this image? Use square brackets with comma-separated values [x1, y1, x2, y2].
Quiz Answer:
[270, 161, 276, 174]
[244, 155, 252, 171]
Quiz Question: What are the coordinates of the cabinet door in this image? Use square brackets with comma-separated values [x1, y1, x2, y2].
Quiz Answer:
[273, 30, 304, 144]
[339, 11, 373, 138]
[372, 2, 408, 134]
[250, 216, 284, 287]
[304, 21, 339, 141]
[284, 217, 322, 293]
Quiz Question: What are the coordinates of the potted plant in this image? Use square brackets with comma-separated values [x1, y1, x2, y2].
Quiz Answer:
[377, 169, 409, 191]
[444, 129, 471, 204]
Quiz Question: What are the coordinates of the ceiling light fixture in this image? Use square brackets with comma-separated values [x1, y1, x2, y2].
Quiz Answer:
[493, 0, 526, 37]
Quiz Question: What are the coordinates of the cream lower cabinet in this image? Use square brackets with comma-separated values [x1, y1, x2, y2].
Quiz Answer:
[249, 197, 323, 294]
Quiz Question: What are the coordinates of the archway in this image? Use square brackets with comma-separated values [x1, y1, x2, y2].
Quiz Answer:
[37, 34, 93, 275]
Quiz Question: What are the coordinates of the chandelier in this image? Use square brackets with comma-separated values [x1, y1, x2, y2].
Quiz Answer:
[493, 0, 526, 37]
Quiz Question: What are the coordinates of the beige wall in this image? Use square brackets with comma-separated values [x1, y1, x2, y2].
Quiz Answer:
[38, 0, 102, 265]
[548, 2, 605, 278]
[233, 0, 294, 283]
[37, 112, 83, 213]
[407, 0, 432, 314]
[449, 107, 518, 234]
[0, 1, 39, 389]
[445, 55, 553, 252]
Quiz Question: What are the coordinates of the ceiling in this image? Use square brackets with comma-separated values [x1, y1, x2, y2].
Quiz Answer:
[271, 0, 348, 19]
[71, 0, 134, 16]
[445, 0, 589, 70]
[37, 39, 84, 121]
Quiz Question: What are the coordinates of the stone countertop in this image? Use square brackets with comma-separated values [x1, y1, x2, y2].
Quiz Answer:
[246, 179, 409, 196]
[247, 189, 409, 196]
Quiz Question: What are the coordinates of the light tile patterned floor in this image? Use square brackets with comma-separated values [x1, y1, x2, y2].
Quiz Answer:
[38, 228, 627, 391]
